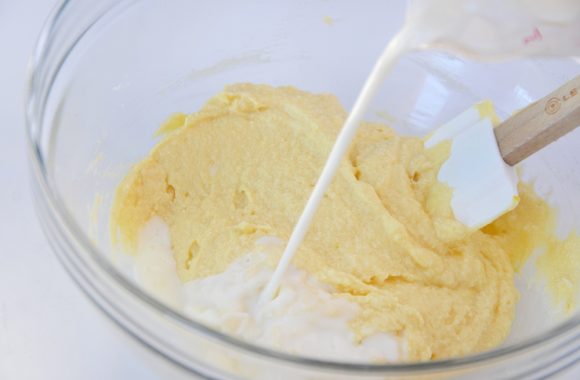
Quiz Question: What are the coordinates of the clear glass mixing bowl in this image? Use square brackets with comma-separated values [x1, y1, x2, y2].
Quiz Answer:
[26, 0, 580, 378]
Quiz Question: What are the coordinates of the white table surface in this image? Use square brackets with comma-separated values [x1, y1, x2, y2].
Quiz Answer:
[0, 1, 578, 379]
[0, 1, 158, 379]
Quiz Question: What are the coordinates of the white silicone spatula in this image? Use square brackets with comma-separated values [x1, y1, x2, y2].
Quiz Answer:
[425, 75, 580, 229]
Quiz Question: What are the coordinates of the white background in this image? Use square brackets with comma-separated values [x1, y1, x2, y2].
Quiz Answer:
[0, 1, 578, 379]
[0, 1, 157, 379]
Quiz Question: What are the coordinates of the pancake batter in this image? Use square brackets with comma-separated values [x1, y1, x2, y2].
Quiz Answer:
[112, 83, 570, 361]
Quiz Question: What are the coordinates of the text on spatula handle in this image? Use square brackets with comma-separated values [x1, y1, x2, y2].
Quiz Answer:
[545, 88, 578, 115]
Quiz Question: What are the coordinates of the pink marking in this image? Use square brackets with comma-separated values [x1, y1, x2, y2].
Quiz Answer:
[523, 27, 543, 45]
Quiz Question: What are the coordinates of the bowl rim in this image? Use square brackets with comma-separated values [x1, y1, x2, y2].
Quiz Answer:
[25, 0, 580, 374]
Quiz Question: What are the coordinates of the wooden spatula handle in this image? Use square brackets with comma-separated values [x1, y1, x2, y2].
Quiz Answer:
[495, 75, 580, 166]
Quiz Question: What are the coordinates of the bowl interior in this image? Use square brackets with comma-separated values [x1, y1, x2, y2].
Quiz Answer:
[41, 0, 580, 360]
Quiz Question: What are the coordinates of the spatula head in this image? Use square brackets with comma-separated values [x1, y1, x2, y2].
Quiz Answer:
[425, 102, 519, 229]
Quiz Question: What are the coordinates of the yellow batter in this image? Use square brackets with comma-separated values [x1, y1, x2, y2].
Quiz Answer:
[111, 83, 573, 361]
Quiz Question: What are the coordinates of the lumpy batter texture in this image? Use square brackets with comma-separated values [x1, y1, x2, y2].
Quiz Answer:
[113, 84, 542, 361]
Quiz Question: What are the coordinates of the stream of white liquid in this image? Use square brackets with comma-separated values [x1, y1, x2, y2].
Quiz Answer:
[259, 30, 414, 304]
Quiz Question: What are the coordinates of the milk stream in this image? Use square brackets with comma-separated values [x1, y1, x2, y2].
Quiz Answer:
[259, 0, 580, 304]
[259, 30, 414, 304]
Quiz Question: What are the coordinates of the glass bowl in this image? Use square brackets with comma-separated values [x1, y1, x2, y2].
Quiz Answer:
[26, 0, 580, 378]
